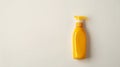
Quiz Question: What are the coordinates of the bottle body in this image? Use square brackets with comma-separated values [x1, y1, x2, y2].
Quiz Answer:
[72, 23, 86, 59]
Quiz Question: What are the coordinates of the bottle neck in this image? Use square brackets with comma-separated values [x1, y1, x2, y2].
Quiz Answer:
[76, 22, 83, 27]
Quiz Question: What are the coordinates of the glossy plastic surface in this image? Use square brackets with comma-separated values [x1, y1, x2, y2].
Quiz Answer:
[72, 16, 87, 59]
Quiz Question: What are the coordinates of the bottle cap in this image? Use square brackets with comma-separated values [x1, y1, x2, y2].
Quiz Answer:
[74, 16, 87, 23]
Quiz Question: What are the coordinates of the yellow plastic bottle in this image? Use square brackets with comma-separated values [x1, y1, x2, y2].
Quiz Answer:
[72, 16, 87, 59]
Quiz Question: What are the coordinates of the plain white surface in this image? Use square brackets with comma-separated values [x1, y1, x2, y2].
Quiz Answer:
[0, 0, 120, 67]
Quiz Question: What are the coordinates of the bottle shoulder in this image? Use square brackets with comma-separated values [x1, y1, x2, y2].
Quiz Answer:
[74, 27, 85, 32]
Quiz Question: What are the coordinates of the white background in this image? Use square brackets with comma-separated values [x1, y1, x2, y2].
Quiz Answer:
[0, 0, 120, 67]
